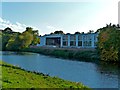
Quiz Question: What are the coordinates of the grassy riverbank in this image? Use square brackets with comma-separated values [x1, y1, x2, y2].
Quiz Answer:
[1, 61, 90, 89]
[21, 47, 100, 62]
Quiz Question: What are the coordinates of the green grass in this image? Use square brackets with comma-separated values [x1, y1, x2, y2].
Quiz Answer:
[1, 61, 90, 89]
[21, 47, 100, 62]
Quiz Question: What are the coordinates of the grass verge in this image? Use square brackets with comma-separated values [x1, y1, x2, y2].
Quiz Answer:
[21, 47, 100, 63]
[1, 61, 90, 89]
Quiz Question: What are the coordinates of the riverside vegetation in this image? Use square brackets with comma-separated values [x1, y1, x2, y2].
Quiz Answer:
[0, 24, 120, 88]
[97, 23, 120, 62]
[0, 61, 90, 89]
[1, 23, 120, 63]
[21, 47, 100, 63]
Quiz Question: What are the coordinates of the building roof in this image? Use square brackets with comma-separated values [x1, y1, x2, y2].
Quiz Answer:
[40, 32, 98, 37]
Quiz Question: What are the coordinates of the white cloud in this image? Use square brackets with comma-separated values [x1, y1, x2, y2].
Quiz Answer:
[0, 18, 3, 23]
[0, 17, 40, 33]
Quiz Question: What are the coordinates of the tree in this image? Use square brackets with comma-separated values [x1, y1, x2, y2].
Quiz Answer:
[74, 31, 80, 34]
[2, 33, 12, 50]
[97, 24, 120, 62]
[3, 27, 40, 50]
[6, 34, 22, 50]
[50, 32, 54, 34]
[20, 31, 33, 48]
[25, 27, 40, 45]
[87, 30, 94, 34]
[54, 30, 64, 34]
[3, 27, 13, 34]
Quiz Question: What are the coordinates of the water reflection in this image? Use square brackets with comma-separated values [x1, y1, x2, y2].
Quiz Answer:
[96, 61, 119, 75]
[1, 51, 119, 88]
[1, 51, 37, 55]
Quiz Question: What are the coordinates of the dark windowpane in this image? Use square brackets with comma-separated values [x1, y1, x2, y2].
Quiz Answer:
[70, 41, 76, 46]
[78, 41, 82, 46]
[63, 41, 68, 46]
[46, 37, 60, 47]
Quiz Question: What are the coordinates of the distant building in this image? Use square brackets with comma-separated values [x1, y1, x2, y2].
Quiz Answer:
[37, 33, 98, 48]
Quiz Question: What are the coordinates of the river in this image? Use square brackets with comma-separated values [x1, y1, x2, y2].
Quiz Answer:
[1, 51, 119, 88]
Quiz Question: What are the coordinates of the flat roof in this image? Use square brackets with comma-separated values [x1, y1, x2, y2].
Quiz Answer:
[39, 32, 98, 37]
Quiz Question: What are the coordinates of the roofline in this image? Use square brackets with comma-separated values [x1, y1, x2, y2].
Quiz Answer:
[39, 32, 98, 37]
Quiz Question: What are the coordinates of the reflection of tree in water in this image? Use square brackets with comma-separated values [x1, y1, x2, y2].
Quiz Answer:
[2, 51, 36, 55]
[96, 61, 119, 76]
[118, 65, 120, 89]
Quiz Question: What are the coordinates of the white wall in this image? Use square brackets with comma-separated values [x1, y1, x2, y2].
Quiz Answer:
[37, 33, 98, 48]
[37, 36, 46, 46]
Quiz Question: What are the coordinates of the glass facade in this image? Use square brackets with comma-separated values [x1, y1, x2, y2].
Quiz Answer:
[78, 41, 82, 46]
[63, 35, 68, 40]
[70, 35, 76, 40]
[63, 41, 68, 46]
[70, 41, 76, 46]
[46, 37, 60, 47]
[78, 35, 82, 40]
[39, 33, 98, 48]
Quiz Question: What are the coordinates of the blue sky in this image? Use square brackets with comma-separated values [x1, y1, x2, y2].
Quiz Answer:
[0, 1, 119, 35]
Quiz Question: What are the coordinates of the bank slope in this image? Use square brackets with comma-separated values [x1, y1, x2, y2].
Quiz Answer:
[1, 61, 90, 89]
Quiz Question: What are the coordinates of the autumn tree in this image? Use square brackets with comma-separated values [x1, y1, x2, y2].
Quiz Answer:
[97, 24, 120, 62]
[4, 27, 40, 50]
[25, 27, 40, 45]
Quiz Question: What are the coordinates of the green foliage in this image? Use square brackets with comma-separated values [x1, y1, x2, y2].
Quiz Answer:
[3, 27, 13, 34]
[1, 33, 12, 50]
[25, 27, 40, 45]
[1, 27, 40, 51]
[6, 34, 22, 50]
[97, 24, 120, 62]
[1, 61, 89, 89]
[74, 31, 81, 34]
[20, 31, 33, 48]
[51, 30, 64, 34]
[21, 47, 99, 62]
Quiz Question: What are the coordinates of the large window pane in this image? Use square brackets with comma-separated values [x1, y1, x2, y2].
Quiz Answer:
[78, 41, 82, 46]
[63, 41, 68, 46]
[70, 41, 76, 46]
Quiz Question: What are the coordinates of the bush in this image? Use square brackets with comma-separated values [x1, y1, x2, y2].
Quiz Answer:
[97, 24, 120, 62]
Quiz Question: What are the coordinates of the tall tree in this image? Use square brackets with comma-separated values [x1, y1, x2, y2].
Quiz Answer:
[3, 27, 13, 33]
[4, 27, 40, 50]
[97, 24, 120, 62]
[25, 27, 40, 45]
[6, 33, 22, 50]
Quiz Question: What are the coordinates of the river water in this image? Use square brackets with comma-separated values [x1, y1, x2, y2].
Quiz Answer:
[1, 51, 119, 88]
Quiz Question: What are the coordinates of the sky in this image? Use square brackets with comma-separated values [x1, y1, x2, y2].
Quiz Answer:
[0, 0, 119, 35]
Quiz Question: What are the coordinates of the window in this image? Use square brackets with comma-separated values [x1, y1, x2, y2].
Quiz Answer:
[88, 35, 92, 40]
[83, 41, 86, 46]
[70, 41, 76, 46]
[78, 41, 82, 46]
[94, 35, 96, 41]
[85, 41, 91, 46]
[63, 35, 68, 40]
[63, 41, 68, 46]
[78, 35, 82, 40]
[70, 35, 76, 40]
[94, 42, 97, 46]
[88, 41, 92, 46]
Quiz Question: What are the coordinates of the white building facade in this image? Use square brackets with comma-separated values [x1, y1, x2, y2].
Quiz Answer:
[37, 33, 98, 48]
